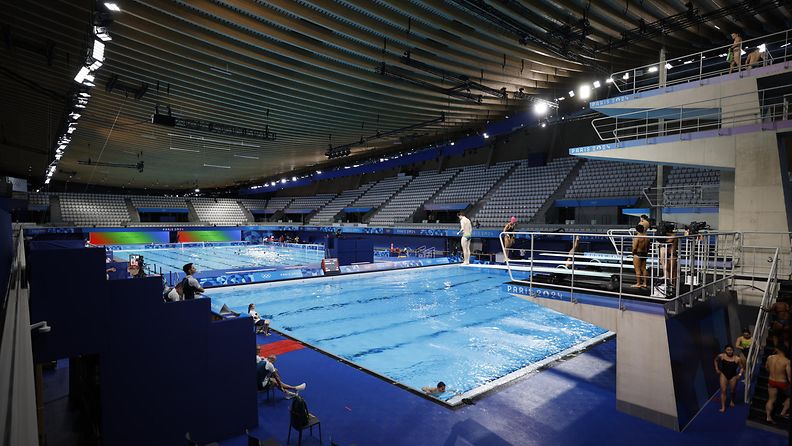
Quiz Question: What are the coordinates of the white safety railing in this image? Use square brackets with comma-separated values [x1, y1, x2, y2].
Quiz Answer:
[643, 185, 720, 208]
[592, 83, 792, 144]
[501, 230, 737, 314]
[0, 225, 39, 446]
[611, 29, 790, 94]
[736, 232, 792, 281]
[743, 247, 780, 403]
[499, 231, 738, 314]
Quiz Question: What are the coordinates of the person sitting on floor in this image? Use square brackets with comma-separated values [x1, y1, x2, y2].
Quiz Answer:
[256, 354, 306, 399]
[422, 381, 446, 396]
[248, 303, 270, 335]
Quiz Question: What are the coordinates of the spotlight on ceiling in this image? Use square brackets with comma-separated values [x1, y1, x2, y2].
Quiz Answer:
[94, 26, 112, 41]
[648, 66, 658, 73]
[622, 72, 630, 80]
[592, 80, 601, 88]
[74, 66, 91, 83]
[533, 101, 548, 116]
[568, 90, 575, 98]
[482, 132, 489, 139]
[104, 2, 121, 12]
[605, 78, 613, 84]
[194, 188, 200, 192]
[578, 84, 591, 100]
[540, 121, 547, 128]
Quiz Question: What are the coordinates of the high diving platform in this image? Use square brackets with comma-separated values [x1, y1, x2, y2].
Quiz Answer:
[487, 230, 746, 431]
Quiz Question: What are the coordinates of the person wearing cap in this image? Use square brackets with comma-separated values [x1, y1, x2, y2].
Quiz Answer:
[502, 216, 517, 260]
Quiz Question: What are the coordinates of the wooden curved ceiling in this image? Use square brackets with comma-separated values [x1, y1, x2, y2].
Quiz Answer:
[0, 0, 788, 190]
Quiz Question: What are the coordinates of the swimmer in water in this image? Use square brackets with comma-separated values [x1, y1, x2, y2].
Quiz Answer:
[422, 381, 446, 396]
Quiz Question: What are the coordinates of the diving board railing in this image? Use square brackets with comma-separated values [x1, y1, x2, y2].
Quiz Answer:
[500, 231, 738, 314]
[642, 185, 720, 208]
[0, 225, 39, 446]
[743, 246, 780, 404]
[591, 83, 792, 144]
[736, 232, 792, 281]
[611, 28, 790, 95]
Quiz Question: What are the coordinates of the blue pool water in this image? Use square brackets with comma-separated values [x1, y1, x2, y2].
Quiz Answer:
[209, 265, 608, 401]
[113, 243, 325, 273]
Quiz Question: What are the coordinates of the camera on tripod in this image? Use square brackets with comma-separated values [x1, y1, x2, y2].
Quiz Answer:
[686, 221, 709, 235]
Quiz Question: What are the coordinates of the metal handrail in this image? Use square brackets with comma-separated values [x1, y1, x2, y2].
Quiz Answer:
[499, 231, 738, 309]
[743, 247, 780, 404]
[611, 29, 791, 94]
[591, 83, 792, 144]
[642, 184, 720, 208]
[0, 225, 39, 446]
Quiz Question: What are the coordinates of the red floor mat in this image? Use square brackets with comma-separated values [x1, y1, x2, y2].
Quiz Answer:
[258, 340, 304, 357]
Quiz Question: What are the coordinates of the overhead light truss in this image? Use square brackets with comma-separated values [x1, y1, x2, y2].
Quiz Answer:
[151, 107, 276, 141]
[326, 113, 445, 159]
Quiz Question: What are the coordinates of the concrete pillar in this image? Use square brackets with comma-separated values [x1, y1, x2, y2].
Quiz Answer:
[718, 170, 735, 231]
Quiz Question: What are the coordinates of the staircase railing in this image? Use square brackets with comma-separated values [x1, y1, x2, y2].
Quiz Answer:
[743, 246, 780, 403]
[0, 225, 39, 446]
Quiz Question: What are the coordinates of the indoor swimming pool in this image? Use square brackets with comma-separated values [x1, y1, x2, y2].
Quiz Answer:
[112, 242, 325, 273]
[210, 265, 609, 403]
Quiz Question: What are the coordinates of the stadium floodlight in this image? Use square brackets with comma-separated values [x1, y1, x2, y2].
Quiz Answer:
[665, 63, 673, 69]
[292, 176, 297, 181]
[568, 90, 575, 97]
[647, 66, 658, 73]
[622, 72, 630, 80]
[104, 3, 121, 11]
[578, 84, 591, 100]
[94, 26, 112, 41]
[482, 132, 489, 139]
[316, 170, 322, 174]
[74, 66, 91, 83]
[194, 188, 200, 192]
[69, 112, 81, 120]
[533, 101, 549, 116]
[281, 179, 287, 184]
[592, 80, 601, 88]
[450, 141, 455, 146]
[92, 40, 106, 62]
[605, 78, 613, 84]
[44, 178, 51, 184]
[540, 121, 547, 128]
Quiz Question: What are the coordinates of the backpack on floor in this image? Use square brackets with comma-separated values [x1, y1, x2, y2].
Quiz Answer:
[290, 395, 310, 428]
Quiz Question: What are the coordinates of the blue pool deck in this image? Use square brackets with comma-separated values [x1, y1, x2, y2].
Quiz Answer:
[215, 332, 786, 446]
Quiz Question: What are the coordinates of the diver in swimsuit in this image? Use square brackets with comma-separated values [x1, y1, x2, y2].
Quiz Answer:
[765, 347, 791, 423]
[714, 345, 744, 412]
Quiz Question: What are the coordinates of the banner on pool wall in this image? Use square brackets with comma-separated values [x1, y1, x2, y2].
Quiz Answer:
[197, 266, 324, 287]
[89, 231, 169, 245]
[339, 257, 452, 273]
[177, 229, 241, 243]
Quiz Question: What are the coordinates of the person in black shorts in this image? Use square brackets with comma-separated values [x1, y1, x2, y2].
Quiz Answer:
[631, 224, 649, 289]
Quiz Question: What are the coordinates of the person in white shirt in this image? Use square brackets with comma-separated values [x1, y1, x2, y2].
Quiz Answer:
[248, 303, 270, 335]
[457, 212, 473, 265]
[166, 282, 184, 302]
[256, 354, 306, 399]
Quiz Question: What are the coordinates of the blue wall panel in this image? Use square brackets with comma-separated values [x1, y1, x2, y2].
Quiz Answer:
[665, 291, 733, 430]
[29, 247, 107, 363]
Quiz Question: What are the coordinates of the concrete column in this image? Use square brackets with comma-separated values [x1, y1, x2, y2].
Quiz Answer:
[718, 170, 735, 231]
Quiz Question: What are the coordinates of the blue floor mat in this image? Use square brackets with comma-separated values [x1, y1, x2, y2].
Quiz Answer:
[220, 333, 786, 446]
